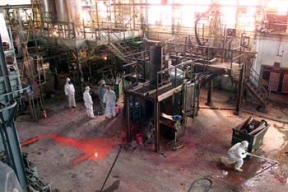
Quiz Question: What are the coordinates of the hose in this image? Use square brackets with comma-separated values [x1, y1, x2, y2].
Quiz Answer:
[100, 145, 123, 192]
[188, 177, 213, 192]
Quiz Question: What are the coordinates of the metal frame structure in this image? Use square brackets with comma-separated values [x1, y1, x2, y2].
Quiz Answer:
[125, 60, 195, 152]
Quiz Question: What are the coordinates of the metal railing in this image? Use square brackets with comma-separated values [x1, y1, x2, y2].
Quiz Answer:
[156, 60, 194, 100]
[247, 67, 269, 100]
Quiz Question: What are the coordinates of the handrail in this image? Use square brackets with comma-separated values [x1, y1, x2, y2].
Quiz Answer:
[247, 67, 269, 100]
[156, 60, 194, 99]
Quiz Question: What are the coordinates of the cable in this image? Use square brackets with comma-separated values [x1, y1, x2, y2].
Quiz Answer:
[100, 145, 123, 192]
[188, 177, 213, 192]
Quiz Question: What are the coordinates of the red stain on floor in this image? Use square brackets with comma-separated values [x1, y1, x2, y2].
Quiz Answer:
[21, 134, 114, 166]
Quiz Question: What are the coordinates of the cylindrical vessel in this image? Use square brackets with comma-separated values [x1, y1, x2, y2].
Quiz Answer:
[41, 0, 56, 13]
[55, 0, 69, 22]
[41, 0, 56, 22]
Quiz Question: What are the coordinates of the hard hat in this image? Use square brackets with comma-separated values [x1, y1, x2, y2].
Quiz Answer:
[241, 140, 249, 148]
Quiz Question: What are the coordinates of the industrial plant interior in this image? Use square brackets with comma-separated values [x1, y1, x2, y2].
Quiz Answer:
[0, 0, 288, 191]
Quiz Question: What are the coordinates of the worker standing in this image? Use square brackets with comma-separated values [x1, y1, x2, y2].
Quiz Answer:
[98, 79, 106, 110]
[64, 78, 76, 109]
[220, 140, 249, 172]
[83, 86, 95, 119]
[103, 85, 116, 118]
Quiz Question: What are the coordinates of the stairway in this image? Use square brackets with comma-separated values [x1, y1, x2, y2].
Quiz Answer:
[244, 68, 269, 109]
[100, 30, 145, 81]
[108, 42, 127, 62]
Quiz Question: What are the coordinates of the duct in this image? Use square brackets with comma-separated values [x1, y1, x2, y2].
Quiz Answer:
[55, 0, 69, 22]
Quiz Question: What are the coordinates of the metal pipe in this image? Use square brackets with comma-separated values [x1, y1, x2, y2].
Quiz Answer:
[154, 101, 160, 152]
[235, 63, 245, 115]
[55, 0, 69, 22]
[126, 94, 131, 141]
[205, 80, 213, 106]
[247, 153, 278, 163]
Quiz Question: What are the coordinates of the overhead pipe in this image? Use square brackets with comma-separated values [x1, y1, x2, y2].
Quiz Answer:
[194, 3, 216, 46]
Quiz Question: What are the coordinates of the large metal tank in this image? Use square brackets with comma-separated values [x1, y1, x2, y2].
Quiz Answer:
[55, 0, 69, 22]
[41, 0, 56, 22]
[41, 0, 55, 13]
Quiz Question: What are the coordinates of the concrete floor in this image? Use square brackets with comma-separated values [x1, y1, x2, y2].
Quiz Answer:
[15, 89, 288, 192]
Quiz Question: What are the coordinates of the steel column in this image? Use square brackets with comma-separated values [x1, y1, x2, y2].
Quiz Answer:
[126, 93, 131, 141]
[154, 101, 160, 152]
[235, 64, 245, 115]
[205, 80, 213, 106]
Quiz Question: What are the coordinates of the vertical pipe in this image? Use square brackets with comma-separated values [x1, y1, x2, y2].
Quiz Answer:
[132, 0, 135, 29]
[55, 0, 69, 22]
[235, 63, 245, 115]
[95, 1, 100, 38]
[205, 80, 213, 106]
[126, 93, 131, 141]
[154, 101, 160, 152]
[182, 82, 187, 127]
[184, 37, 187, 55]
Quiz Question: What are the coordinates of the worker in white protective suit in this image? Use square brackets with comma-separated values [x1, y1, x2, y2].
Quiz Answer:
[103, 85, 116, 118]
[98, 79, 106, 110]
[220, 140, 249, 172]
[64, 78, 76, 108]
[83, 86, 95, 119]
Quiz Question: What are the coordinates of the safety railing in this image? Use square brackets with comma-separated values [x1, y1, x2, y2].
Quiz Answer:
[247, 67, 269, 99]
[155, 60, 194, 100]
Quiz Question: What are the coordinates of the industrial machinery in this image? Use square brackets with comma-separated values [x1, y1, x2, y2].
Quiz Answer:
[0, 0, 269, 156]
[0, 16, 54, 192]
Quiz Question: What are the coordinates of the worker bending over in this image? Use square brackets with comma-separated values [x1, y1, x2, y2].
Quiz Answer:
[221, 140, 249, 172]
[103, 85, 116, 119]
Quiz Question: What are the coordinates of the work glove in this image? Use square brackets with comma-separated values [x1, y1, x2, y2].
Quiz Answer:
[241, 151, 248, 158]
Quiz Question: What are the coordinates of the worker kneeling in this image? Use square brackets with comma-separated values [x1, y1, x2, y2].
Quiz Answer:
[220, 140, 249, 172]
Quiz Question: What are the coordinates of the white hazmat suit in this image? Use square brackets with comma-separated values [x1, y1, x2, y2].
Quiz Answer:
[83, 86, 95, 119]
[221, 140, 249, 172]
[103, 86, 116, 118]
[64, 78, 76, 108]
[98, 79, 106, 109]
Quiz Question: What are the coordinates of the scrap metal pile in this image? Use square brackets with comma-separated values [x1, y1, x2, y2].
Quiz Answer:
[240, 117, 269, 135]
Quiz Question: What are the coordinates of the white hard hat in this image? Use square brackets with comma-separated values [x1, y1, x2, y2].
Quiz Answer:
[241, 140, 249, 148]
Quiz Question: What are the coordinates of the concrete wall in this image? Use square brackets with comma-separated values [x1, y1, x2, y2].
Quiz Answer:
[254, 36, 288, 73]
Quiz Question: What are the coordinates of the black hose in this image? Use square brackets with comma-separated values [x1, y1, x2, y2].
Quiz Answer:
[188, 177, 213, 192]
[100, 145, 123, 192]
[199, 106, 234, 110]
